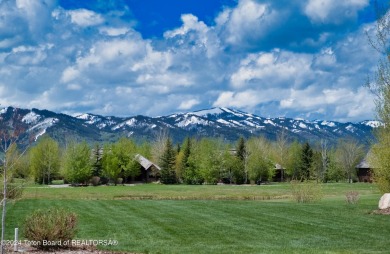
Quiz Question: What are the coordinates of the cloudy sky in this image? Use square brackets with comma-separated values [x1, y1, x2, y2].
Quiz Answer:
[0, 0, 385, 121]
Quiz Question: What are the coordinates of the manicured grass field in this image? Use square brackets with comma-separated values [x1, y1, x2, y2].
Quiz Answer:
[6, 183, 389, 253]
[21, 182, 378, 200]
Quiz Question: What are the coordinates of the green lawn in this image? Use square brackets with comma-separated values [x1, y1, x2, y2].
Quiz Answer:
[6, 183, 388, 254]
[21, 182, 378, 200]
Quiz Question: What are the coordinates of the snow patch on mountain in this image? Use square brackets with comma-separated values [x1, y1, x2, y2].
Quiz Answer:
[176, 116, 211, 127]
[321, 121, 336, 127]
[22, 111, 41, 124]
[112, 118, 139, 130]
[346, 125, 356, 133]
[264, 119, 276, 126]
[76, 113, 103, 125]
[361, 120, 383, 128]
[222, 108, 245, 117]
[298, 122, 308, 129]
[243, 120, 257, 127]
[192, 108, 224, 116]
[125, 118, 137, 126]
[112, 123, 125, 131]
[76, 113, 90, 120]
[217, 119, 235, 127]
[0, 107, 8, 114]
[28, 118, 59, 141]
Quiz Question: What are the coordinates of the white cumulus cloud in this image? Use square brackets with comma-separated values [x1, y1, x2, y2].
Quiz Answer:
[179, 99, 200, 110]
[304, 0, 369, 24]
[68, 9, 104, 27]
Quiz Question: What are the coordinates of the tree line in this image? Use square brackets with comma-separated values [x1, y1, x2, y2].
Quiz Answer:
[4, 131, 367, 185]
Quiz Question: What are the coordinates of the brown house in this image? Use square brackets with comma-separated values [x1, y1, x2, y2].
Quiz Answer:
[356, 159, 372, 183]
[272, 164, 285, 182]
[134, 154, 161, 182]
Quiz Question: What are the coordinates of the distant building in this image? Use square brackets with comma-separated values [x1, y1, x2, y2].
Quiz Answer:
[273, 164, 285, 182]
[356, 159, 372, 183]
[134, 154, 161, 182]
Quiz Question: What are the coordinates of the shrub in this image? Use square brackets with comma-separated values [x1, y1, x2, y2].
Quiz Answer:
[0, 183, 24, 200]
[90, 176, 100, 186]
[290, 180, 322, 203]
[51, 180, 64, 185]
[23, 208, 77, 250]
[345, 191, 359, 205]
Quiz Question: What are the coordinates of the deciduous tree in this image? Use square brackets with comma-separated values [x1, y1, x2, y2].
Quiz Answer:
[102, 138, 139, 185]
[62, 141, 92, 184]
[285, 141, 302, 180]
[335, 139, 364, 183]
[0, 107, 29, 254]
[247, 137, 274, 183]
[30, 136, 60, 185]
[366, 3, 390, 192]
[175, 137, 191, 182]
[273, 130, 289, 181]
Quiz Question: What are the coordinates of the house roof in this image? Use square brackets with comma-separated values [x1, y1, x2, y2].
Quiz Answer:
[135, 154, 161, 171]
[356, 159, 370, 169]
[275, 163, 285, 170]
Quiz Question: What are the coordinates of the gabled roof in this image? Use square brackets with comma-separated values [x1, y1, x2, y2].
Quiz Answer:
[135, 154, 161, 171]
[275, 164, 285, 170]
[356, 159, 370, 169]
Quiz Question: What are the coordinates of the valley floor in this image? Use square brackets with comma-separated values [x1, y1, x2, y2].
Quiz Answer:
[6, 183, 389, 254]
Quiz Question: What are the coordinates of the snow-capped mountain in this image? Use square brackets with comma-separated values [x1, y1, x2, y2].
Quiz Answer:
[0, 106, 380, 147]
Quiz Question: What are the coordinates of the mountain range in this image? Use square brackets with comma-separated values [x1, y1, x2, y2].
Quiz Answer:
[0, 106, 380, 148]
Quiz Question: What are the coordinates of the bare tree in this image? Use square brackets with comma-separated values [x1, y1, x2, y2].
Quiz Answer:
[319, 139, 329, 182]
[0, 107, 28, 254]
[335, 139, 364, 183]
[274, 129, 289, 181]
[151, 128, 170, 165]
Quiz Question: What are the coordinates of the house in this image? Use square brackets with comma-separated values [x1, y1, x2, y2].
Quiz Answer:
[356, 159, 372, 183]
[134, 154, 161, 182]
[272, 164, 286, 182]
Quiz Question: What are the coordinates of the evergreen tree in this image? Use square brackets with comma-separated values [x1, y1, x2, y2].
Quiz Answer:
[236, 137, 246, 162]
[92, 143, 103, 177]
[182, 137, 191, 168]
[160, 138, 177, 184]
[236, 137, 247, 184]
[300, 142, 313, 180]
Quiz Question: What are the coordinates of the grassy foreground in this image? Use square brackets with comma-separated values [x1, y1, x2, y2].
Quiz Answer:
[6, 183, 389, 254]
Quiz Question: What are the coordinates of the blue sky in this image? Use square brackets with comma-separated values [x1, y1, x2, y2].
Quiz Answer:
[0, 0, 385, 121]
